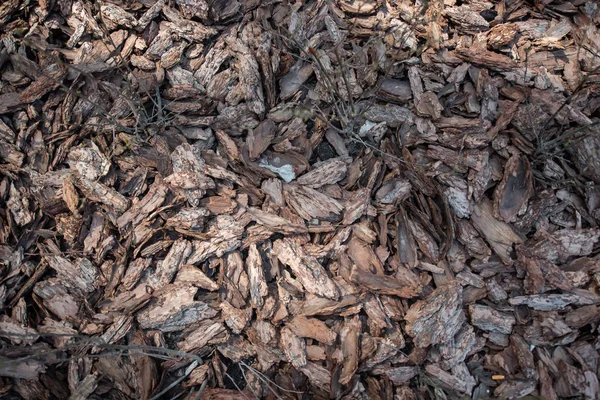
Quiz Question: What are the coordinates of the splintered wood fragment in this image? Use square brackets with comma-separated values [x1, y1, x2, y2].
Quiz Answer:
[178, 320, 226, 353]
[396, 207, 418, 268]
[510, 334, 537, 379]
[45, 255, 99, 294]
[404, 281, 464, 347]
[166, 209, 210, 232]
[456, 47, 519, 71]
[174, 264, 219, 291]
[283, 184, 344, 221]
[425, 364, 470, 394]
[136, 285, 217, 332]
[164, 171, 216, 190]
[0, 319, 39, 345]
[494, 380, 536, 399]
[297, 157, 350, 188]
[286, 316, 337, 345]
[19, 62, 67, 103]
[342, 187, 371, 225]
[186, 216, 246, 264]
[339, 315, 361, 386]
[246, 207, 307, 234]
[385, 366, 419, 384]
[220, 301, 252, 334]
[116, 181, 167, 233]
[528, 229, 600, 264]
[72, 173, 130, 213]
[493, 154, 533, 223]
[273, 238, 339, 299]
[349, 267, 420, 298]
[280, 326, 307, 368]
[33, 279, 79, 321]
[247, 243, 268, 308]
[155, 239, 193, 287]
[470, 198, 522, 264]
[300, 362, 331, 392]
[508, 292, 600, 311]
[300, 293, 363, 316]
[247, 119, 276, 160]
[469, 304, 515, 334]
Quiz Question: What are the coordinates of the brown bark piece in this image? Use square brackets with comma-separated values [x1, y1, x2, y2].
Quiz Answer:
[405, 281, 464, 347]
[273, 238, 339, 300]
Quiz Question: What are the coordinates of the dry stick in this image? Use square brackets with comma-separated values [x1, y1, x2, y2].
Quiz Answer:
[239, 366, 265, 400]
[238, 360, 305, 395]
[225, 372, 254, 399]
[191, 379, 208, 400]
[21, 33, 143, 130]
[0, 333, 204, 367]
[149, 360, 199, 400]
[90, 4, 164, 116]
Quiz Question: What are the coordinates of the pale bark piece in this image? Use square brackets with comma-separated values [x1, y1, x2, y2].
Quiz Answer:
[165, 208, 210, 232]
[72, 173, 130, 213]
[469, 304, 515, 334]
[67, 142, 110, 181]
[0, 319, 39, 345]
[280, 326, 307, 368]
[246, 207, 307, 234]
[220, 301, 252, 334]
[296, 157, 350, 188]
[174, 264, 219, 291]
[136, 285, 217, 332]
[363, 104, 415, 127]
[342, 187, 371, 225]
[45, 256, 99, 294]
[385, 366, 419, 384]
[187, 216, 246, 264]
[508, 292, 600, 311]
[273, 238, 339, 300]
[33, 279, 80, 321]
[528, 229, 600, 264]
[405, 281, 464, 347]
[445, 5, 489, 33]
[283, 184, 344, 221]
[339, 315, 361, 385]
[425, 364, 471, 394]
[155, 239, 193, 287]
[286, 316, 337, 345]
[246, 243, 268, 309]
[494, 380, 536, 399]
[178, 320, 226, 353]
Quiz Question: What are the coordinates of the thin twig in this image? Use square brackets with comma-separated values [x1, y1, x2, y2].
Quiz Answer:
[149, 360, 199, 400]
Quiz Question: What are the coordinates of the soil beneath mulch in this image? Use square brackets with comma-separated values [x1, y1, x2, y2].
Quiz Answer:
[1, 0, 600, 399]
